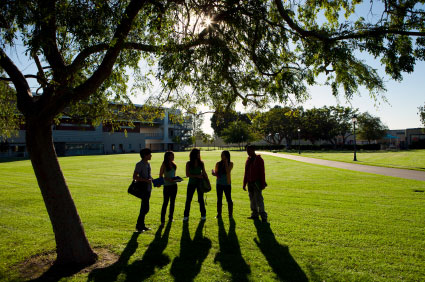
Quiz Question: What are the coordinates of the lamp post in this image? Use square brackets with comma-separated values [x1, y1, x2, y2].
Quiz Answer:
[297, 128, 301, 154]
[352, 115, 357, 161]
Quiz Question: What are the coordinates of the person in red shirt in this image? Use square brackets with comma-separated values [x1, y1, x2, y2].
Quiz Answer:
[243, 145, 267, 222]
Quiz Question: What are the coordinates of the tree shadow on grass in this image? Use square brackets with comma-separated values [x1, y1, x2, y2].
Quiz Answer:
[214, 217, 251, 281]
[170, 220, 211, 282]
[88, 221, 172, 282]
[29, 261, 93, 282]
[254, 220, 308, 282]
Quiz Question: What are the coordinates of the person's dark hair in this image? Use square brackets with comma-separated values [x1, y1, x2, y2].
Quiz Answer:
[246, 144, 256, 151]
[163, 151, 176, 171]
[218, 150, 231, 175]
[140, 148, 152, 159]
[189, 148, 201, 168]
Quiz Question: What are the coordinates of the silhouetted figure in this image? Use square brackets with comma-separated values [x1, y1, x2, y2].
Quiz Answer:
[212, 151, 234, 218]
[184, 148, 208, 221]
[243, 145, 268, 222]
[214, 217, 251, 281]
[170, 220, 212, 281]
[133, 148, 153, 232]
[254, 221, 308, 281]
[159, 151, 178, 224]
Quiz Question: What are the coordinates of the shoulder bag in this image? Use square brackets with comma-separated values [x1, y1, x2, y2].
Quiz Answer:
[128, 180, 147, 198]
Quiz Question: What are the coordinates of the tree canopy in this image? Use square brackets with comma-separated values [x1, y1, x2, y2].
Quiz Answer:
[210, 109, 251, 137]
[252, 106, 302, 147]
[357, 112, 389, 143]
[221, 120, 257, 148]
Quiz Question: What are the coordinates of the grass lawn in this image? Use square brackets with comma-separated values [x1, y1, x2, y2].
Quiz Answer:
[279, 149, 425, 171]
[1, 151, 424, 281]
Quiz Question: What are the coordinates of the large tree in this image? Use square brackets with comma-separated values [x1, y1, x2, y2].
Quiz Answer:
[301, 107, 334, 145]
[210, 108, 251, 137]
[0, 0, 213, 266]
[221, 121, 257, 149]
[1, 0, 424, 267]
[328, 106, 358, 145]
[253, 106, 302, 148]
[357, 112, 389, 144]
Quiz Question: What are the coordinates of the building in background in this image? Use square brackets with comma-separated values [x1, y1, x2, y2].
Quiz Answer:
[1, 106, 192, 158]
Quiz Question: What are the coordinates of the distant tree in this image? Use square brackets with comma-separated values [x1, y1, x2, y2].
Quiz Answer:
[419, 104, 425, 127]
[210, 109, 251, 137]
[201, 133, 214, 150]
[0, 81, 20, 139]
[301, 108, 334, 145]
[253, 106, 302, 148]
[357, 112, 388, 144]
[329, 106, 358, 145]
[221, 121, 257, 150]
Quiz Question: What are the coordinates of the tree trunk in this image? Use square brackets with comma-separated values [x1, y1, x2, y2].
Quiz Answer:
[26, 119, 97, 266]
[285, 137, 292, 149]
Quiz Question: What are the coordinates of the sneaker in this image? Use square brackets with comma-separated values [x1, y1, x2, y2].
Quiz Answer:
[215, 214, 222, 219]
[183, 217, 189, 221]
[247, 215, 259, 220]
[201, 216, 206, 220]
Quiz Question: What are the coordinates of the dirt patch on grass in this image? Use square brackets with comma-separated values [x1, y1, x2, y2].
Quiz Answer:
[14, 247, 119, 281]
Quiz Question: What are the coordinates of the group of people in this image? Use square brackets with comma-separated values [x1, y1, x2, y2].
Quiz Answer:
[132, 145, 268, 232]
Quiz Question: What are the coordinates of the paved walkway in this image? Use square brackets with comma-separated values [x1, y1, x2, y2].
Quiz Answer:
[260, 151, 425, 182]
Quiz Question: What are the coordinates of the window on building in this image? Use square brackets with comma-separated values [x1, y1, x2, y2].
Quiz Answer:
[112, 144, 115, 152]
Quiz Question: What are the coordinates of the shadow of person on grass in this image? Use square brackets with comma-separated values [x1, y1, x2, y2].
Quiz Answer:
[87, 231, 140, 282]
[254, 220, 308, 282]
[124, 221, 172, 281]
[170, 220, 211, 282]
[214, 217, 251, 281]
[88, 222, 172, 282]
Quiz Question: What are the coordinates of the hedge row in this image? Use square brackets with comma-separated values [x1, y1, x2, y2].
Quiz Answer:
[254, 144, 381, 151]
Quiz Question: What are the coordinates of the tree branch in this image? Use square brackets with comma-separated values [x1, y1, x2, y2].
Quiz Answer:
[0, 49, 34, 114]
[62, 0, 148, 110]
[274, 0, 425, 43]
[274, 0, 329, 41]
[32, 50, 48, 87]
[38, 0, 66, 78]
[67, 38, 211, 77]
